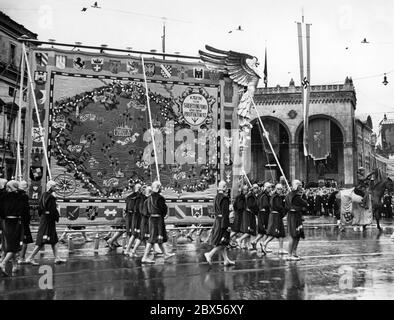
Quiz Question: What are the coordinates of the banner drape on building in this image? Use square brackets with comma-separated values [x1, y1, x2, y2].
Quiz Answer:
[308, 118, 331, 160]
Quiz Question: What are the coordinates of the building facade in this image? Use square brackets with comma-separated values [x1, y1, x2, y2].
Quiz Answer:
[251, 77, 375, 187]
[0, 11, 36, 178]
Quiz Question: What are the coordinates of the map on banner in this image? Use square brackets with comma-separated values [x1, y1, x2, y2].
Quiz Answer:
[49, 75, 220, 200]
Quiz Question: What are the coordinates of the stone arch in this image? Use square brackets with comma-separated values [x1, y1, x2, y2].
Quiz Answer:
[249, 116, 291, 183]
[295, 114, 347, 144]
[295, 114, 345, 185]
[250, 115, 291, 140]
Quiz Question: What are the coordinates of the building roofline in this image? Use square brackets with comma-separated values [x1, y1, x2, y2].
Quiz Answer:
[0, 11, 37, 39]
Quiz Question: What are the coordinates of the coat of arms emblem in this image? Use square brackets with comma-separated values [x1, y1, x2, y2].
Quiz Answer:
[109, 60, 121, 74]
[34, 71, 47, 84]
[127, 61, 138, 74]
[144, 63, 155, 77]
[91, 57, 104, 72]
[73, 56, 85, 70]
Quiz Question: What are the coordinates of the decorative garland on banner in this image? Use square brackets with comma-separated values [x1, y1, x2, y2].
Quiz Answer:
[51, 80, 218, 197]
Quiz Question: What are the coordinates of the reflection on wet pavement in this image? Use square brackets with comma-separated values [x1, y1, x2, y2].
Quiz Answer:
[1, 225, 394, 299]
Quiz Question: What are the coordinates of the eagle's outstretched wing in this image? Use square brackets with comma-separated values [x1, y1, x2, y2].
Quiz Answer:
[198, 45, 260, 87]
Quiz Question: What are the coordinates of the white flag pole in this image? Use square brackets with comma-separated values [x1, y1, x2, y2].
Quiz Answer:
[141, 56, 160, 183]
[16, 43, 26, 181]
[23, 49, 52, 180]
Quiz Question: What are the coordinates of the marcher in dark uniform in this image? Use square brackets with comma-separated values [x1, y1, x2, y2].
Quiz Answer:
[236, 184, 259, 249]
[204, 181, 235, 266]
[128, 186, 151, 257]
[383, 191, 393, 219]
[314, 190, 322, 216]
[230, 185, 248, 240]
[307, 190, 315, 215]
[285, 180, 308, 261]
[251, 182, 272, 252]
[25, 180, 66, 265]
[262, 183, 288, 254]
[0, 181, 24, 276]
[141, 181, 175, 264]
[0, 178, 8, 256]
[16, 180, 33, 264]
[124, 184, 143, 254]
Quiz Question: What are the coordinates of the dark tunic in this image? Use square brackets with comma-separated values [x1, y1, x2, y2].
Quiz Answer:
[125, 192, 138, 236]
[258, 191, 270, 234]
[1, 192, 24, 253]
[328, 191, 340, 220]
[139, 195, 149, 241]
[267, 193, 286, 238]
[240, 192, 258, 235]
[35, 192, 59, 246]
[231, 193, 245, 233]
[18, 191, 33, 244]
[383, 194, 393, 218]
[210, 192, 230, 246]
[147, 192, 168, 244]
[131, 192, 144, 237]
[307, 195, 315, 215]
[0, 188, 6, 236]
[285, 191, 308, 239]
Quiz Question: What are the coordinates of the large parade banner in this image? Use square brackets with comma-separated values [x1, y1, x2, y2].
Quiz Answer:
[49, 74, 220, 200]
[28, 49, 225, 205]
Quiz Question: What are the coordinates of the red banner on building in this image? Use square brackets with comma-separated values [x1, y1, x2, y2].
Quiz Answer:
[308, 118, 331, 160]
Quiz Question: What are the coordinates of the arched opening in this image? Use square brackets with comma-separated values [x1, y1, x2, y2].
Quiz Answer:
[298, 117, 344, 186]
[250, 117, 290, 183]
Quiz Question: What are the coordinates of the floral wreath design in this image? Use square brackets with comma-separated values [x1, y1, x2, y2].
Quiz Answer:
[51, 81, 218, 197]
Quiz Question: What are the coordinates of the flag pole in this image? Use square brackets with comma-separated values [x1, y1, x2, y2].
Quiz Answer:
[264, 42, 268, 88]
[16, 43, 26, 181]
[23, 47, 52, 180]
[141, 56, 160, 183]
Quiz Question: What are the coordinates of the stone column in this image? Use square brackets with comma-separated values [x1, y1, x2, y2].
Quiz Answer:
[343, 142, 354, 187]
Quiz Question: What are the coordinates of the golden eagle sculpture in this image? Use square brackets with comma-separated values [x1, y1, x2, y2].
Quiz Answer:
[199, 45, 261, 130]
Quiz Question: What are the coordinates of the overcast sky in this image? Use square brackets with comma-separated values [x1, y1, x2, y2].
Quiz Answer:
[2, 0, 394, 132]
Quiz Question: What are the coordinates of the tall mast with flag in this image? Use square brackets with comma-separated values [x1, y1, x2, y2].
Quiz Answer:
[162, 18, 166, 60]
[264, 43, 268, 88]
[296, 9, 311, 179]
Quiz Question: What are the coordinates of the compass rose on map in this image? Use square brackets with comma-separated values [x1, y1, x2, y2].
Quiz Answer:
[54, 174, 77, 198]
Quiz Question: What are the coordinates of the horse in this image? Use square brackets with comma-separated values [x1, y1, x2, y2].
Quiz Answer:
[370, 176, 394, 230]
[336, 169, 393, 230]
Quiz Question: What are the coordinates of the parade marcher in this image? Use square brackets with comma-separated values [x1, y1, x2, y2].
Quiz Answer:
[285, 180, 308, 261]
[262, 183, 287, 254]
[17, 180, 33, 264]
[251, 182, 272, 252]
[141, 181, 175, 264]
[0, 180, 24, 276]
[124, 184, 143, 254]
[128, 186, 151, 257]
[306, 189, 315, 215]
[383, 191, 393, 219]
[204, 181, 235, 266]
[0, 178, 7, 255]
[25, 180, 66, 265]
[230, 185, 248, 241]
[107, 184, 142, 250]
[314, 189, 322, 216]
[236, 183, 259, 249]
